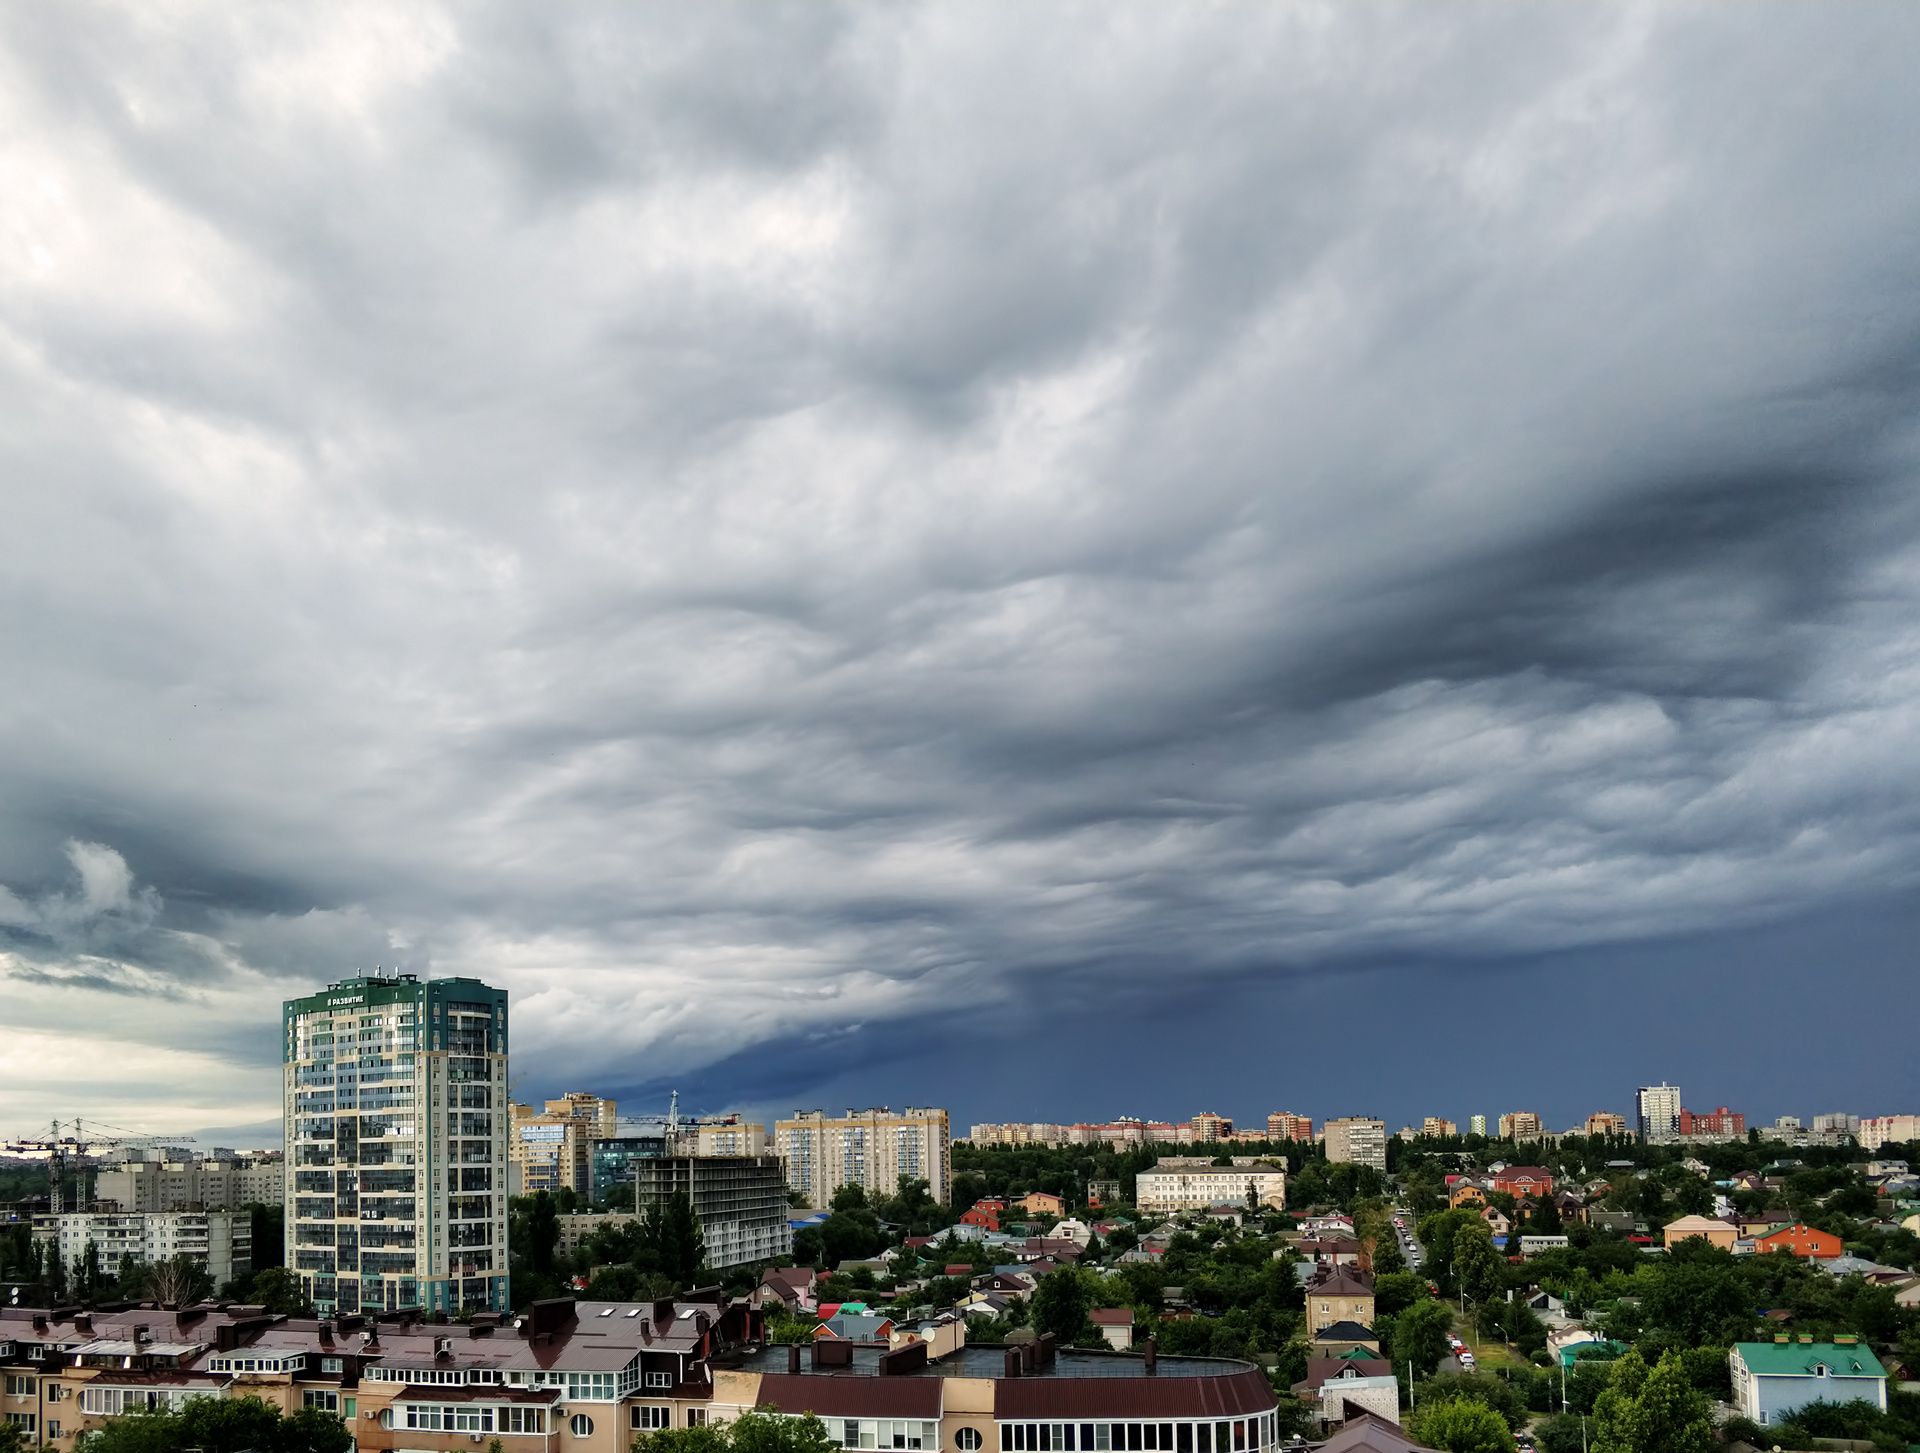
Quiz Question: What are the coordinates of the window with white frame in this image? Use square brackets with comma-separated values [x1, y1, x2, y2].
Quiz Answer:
[303, 1390, 340, 1412]
[634, 1406, 673, 1430]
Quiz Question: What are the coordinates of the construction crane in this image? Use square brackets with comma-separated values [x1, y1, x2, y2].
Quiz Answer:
[5, 1118, 195, 1215]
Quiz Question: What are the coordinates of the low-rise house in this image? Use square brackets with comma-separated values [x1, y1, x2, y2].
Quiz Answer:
[816, 1311, 896, 1342]
[759, 1265, 820, 1313]
[1490, 1167, 1555, 1200]
[1752, 1224, 1844, 1260]
[1296, 1237, 1363, 1267]
[1730, 1336, 1887, 1426]
[1089, 1308, 1134, 1351]
[1017, 1192, 1067, 1217]
[1309, 1370, 1400, 1427]
[1306, 1267, 1376, 1336]
[1448, 1180, 1490, 1210]
[1313, 1410, 1425, 1450]
[1047, 1218, 1094, 1249]
[1518, 1234, 1570, 1258]
[960, 1199, 1008, 1232]
[1479, 1207, 1511, 1237]
[1311, 1321, 1381, 1359]
[1662, 1215, 1738, 1252]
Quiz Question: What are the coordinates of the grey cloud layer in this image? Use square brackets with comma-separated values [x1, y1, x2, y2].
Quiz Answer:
[3, 2, 1920, 1115]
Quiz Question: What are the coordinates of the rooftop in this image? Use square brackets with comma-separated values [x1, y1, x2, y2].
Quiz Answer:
[728, 1343, 1254, 1383]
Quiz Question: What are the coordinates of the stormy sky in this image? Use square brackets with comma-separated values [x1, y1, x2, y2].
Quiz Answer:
[4, 3, 1919, 1143]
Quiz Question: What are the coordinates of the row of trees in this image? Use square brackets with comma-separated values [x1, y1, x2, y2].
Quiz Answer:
[508, 1189, 708, 1306]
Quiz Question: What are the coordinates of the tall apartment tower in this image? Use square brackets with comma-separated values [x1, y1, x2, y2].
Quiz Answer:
[774, 1107, 951, 1208]
[1468, 1114, 1487, 1137]
[1636, 1082, 1682, 1142]
[283, 974, 510, 1316]
[1321, 1116, 1389, 1173]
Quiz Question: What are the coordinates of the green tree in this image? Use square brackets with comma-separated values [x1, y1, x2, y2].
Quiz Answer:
[1407, 1399, 1515, 1453]
[73, 1396, 351, 1453]
[1635, 1351, 1713, 1453]
[0, 1422, 28, 1453]
[248, 1266, 312, 1316]
[1589, 1348, 1648, 1453]
[1453, 1221, 1502, 1305]
[634, 1408, 837, 1453]
[1391, 1298, 1453, 1376]
[526, 1192, 560, 1274]
[1031, 1267, 1096, 1345]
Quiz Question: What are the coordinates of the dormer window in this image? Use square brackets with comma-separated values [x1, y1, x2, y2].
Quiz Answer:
[1813, 1364, 1828, 1378]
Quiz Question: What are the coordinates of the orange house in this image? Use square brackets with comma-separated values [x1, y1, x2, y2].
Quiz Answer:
[1752, 1223, 1843, 1260]
[1017, 1191, 1066, 1217]
[961, 1197, 1008, 1231]
[1490, 1167, 1556, 1199]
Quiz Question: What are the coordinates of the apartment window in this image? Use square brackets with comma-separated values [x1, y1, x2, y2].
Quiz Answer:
[45, 1422, 59, 1441]
[571, 1413, 595, 1437]
[4, 1415, 34, 1433]
[634, 1407, 673, 1431]
[3, 1376, 31, 1396]
[957, 1431, 983, 1452]
[502, 1407, 546, 1434]
[646, 1371, 674, 1389]
[320, 1357, 343, 1374]
[303, 1390, 339, 1412]
[688, 1409, 709, 1428]
[46, 1384, 66, 1402]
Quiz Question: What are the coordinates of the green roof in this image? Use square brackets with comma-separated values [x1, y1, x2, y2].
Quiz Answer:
[1734, 1341, 1887, 1379]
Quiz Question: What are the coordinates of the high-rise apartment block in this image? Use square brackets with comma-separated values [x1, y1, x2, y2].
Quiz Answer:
[1498, 1111, 1545, 1141]
[1322, 1117, 1388, 1173]
[93, 1153, 284, 1213]
[1677, 1105, 1745, 1140]
[1636, 1083, 1682, 1143]
[1420, 1117, 1457, 1137]
[35, 1210, 251, 1290]
[283, 974, 510, 1316]
[774, 1107, 950, 1208]
[1585, 1111, 1628, 1137]
[683, 1116, 767, 1157]
[1267, 1112, 1314, 1142]
[508, 1092, 617, 1197]
[1468, 1114, 1487, 1136]
[1861, 1115, 1920, 1151]
[629, 1156, 793, 1268]
[1811, 1112, 1860, 1139]
[1187, 1112, 1234, 1142]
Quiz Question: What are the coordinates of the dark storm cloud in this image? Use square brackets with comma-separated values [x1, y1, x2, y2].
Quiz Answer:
[3, 1, 1920, 1127]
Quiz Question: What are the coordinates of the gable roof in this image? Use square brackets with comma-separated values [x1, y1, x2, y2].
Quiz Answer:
[1313, 1320, 1378, 1343]
[1734, 1341, 1887, 1379]
[1307, 1267, 1376, 1298]
[1314, 1410, 1436, 1453]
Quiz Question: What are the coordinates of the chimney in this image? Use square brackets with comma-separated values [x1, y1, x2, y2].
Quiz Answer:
[74, 1315, 93, 1335]
[787, 1343, 802, 1375]
[1020, 1341, 1038, 1373]
[1036, 1334, 1056, 1368]
[317, 1323, 333, 1348]
[1004, 1348, 1022, 1378]
[654, 1298, 677, 1329]
[1143, 1337, 1158, 1376]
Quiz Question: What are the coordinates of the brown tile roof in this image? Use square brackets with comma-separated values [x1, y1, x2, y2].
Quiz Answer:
[1090, 1309, 1134, 1326]
[753, 1373, 944, 1418]
[995, 1366, 1274, 1420]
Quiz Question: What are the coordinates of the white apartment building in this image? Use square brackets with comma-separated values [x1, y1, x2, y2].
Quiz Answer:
[35, 1210, 251, 1289]
[1322, 1117, 1388, 1173]
[93, 1156, 284, 1214]
[283, 973, 510, 1316]
[1134, 1157, 1287, 1213]
[1636, 1083, 1682, 1142]
[774, 1107, 950, 1207]
[1861, 1115, 1920, 1151]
